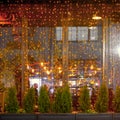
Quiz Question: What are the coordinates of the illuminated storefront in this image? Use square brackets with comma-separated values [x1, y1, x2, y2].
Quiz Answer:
[0, 1, 119, 103]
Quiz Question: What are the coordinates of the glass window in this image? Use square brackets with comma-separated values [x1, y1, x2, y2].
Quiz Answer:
[68, 27, 76, 41]
[56, 26, 98, 41]
[89, 27, 98, 40]
[56, 27, 62, 41]
[78, 27, 88, 41]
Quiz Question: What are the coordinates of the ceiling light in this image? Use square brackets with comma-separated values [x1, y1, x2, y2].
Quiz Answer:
[92, 14, 102, 20]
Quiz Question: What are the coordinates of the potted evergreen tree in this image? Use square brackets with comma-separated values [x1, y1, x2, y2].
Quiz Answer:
[53, 84, 72, 113]
[53, 86, 62, 113]
[5, 87, 19, 113]
[38, 85, 50, 113]
[114, 86, 120, 112]
[95, 82, 109, 112]
[1, 87, 37, 120]
[78, 85, 90, 113]
[38, 84, 74, 120]
[76, 84, 112, 120]
[23, 87, 35, 113]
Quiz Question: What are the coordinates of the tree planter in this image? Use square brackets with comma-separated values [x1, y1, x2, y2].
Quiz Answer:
[113, 113, 120, 120]
[37, 113, 75, 120]
[1, 113, 120, 120]
[0, 114, 36, 120]
[76, 113, 113, 120]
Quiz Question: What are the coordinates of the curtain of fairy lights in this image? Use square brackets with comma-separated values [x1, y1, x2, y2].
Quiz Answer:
[108, 22, 120, 89]
[103, 18, 120, 89]
[0, 2, 120, 91]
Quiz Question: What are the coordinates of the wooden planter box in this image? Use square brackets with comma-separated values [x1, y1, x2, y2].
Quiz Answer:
[76, 113, 113, 120]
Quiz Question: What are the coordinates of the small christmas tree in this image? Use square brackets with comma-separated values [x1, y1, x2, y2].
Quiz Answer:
[60, 84, 72, 113]
[38, 85, 50, 113]
[78, 85, 90, 112]
[53, 87, 62, 113]
[95, 82, 109, 112]
[54, 84, 72, 113]
[23, 87, 35, 113]
[6, 87, 19, 113]
[114, 86, 120, 112]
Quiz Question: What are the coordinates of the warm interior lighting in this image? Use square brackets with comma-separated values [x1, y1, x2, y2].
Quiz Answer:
[32, 69, 34, 73]
[90, 65, 94, 70]
[46, 70, 50, 75]
[0, 15, 11, 25]
[92, 15, 102, 20]
[40, 62, 44, 66]
[43, 66, 47, 70]
[97, 68, 101, 71]
[117, 47, 120, 57]
[27, 64, 29, 69]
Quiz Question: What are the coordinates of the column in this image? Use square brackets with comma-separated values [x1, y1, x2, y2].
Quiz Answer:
[62, 21, 69, 85]
[21, 18, 29, 104]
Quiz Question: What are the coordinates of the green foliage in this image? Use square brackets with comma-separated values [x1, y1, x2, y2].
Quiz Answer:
[17, 108, 26, 113]
[95, 82, 109, 113]
[114, 86, 120, 112]
[53, 87, 62, 112]
[23, 87, 35, 113]
[6, 87, 19, 113]
[38, 85, 50, 113]
[53, 84, 72, 113]
[78, 86, 90, 112]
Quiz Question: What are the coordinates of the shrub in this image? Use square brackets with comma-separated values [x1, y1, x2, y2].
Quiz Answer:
[38, 85, 50, 113]
[114, 86, 120, 112]
[78, 85, 90, 112]
[53, 84, 72, 113]
[5, 87, 19, 113]
[23, 87, 35, 113]
[95, 82, 109, 112]
[53, 87, 62, 112]
[17, 108, 26, 113]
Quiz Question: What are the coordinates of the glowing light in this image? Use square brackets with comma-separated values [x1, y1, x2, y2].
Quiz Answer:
[95, 82, 99, 86]
[43, 66, 47, 70]
[117, 47, 120, 57]
[89, 73, 92, 76]
[94, 70, 97, 74]
[40, 62, 44, 66]
[58, 67, 61, 70]
[32, 69, 34, 73]
[46, 70, 50, 75]
[97, 68, 101, 71]
[90, 65, 94, 70]
[92, 15, 102, 20]
[27, 64, 29, 69]
[58, 70, 62, 73]
[36, 72, 39, 75]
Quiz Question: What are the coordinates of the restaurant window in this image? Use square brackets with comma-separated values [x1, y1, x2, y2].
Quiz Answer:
[68, 27, 77, 41]
[56, 27, 62, 41]
[89, 27, 98, 40]
[78, 27, 88, 41]
[56, 26, 98, 41]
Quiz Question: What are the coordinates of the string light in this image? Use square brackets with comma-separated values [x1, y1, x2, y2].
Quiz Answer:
[0, 1, 119, 91]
